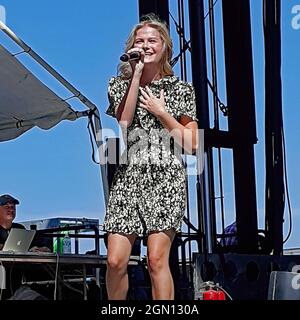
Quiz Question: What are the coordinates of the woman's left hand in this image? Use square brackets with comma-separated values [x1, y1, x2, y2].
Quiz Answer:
[139, 87, 166, 117]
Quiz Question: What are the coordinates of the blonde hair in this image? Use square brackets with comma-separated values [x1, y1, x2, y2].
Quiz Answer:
[118, 14, 174, 79]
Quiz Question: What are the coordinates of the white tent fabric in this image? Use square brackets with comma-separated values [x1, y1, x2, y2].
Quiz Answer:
[0, 44, 79, 142]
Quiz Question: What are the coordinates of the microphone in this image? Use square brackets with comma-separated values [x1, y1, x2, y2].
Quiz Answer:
[120, 51, 141, 62]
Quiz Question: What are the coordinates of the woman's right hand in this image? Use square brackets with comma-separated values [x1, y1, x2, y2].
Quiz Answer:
[127, 48, 145, 76]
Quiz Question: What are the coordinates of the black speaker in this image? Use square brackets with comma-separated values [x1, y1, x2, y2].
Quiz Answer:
[193, 254, 300, 300]
[268, 271, 300, 300]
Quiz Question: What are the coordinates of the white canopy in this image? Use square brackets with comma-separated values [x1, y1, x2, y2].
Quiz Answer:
[0, 44, 80, 142]
[0, 19, 109, 201]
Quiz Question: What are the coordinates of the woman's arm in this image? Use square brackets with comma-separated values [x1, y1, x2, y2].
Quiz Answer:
[157, 113, 198, 154]
[139, 87, 198, 154]
[115, 50, 145, 127]
[116, 74, 141, 127]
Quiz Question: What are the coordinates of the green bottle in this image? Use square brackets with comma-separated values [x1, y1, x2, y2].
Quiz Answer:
[53, 230, 72, 253]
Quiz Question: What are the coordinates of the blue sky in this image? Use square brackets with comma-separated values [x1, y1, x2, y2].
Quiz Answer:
[0, 0, 299, 250]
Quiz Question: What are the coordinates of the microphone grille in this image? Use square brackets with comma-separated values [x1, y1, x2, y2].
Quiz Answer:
[120, 54, 129, 62]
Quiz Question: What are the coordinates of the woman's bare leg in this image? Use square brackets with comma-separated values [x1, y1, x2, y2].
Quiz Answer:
[106, 233, 136, 300]
[147, 229, 175, 300]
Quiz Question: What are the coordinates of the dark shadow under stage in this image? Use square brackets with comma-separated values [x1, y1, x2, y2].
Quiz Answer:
[0, 252, 140, 300]
[2, 252, 300, 300]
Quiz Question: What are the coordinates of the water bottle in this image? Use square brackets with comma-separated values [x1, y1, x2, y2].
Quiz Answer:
[62, 232, 71, 254]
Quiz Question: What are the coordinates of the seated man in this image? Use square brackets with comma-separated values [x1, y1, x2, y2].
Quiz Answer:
[0, 194, 25, 250]
[0, 194, 50, 252]
[0, 194, 50, 299]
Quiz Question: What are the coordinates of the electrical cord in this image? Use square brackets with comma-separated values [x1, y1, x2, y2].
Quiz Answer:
[52, 254, 86, 299]
[282, 126, 293, 244]
[60, 277, 85, 297]
[53, 253, 59, 300]
[2, 252, 87, 300]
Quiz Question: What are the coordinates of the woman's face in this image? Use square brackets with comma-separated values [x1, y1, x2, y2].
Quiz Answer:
[133, 25, 164, 65]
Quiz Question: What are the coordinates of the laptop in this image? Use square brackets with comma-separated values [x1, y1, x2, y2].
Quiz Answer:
[2, 228, 36, 253]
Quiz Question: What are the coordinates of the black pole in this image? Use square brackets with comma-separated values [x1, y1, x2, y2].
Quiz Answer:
[263, 0, 284, 255]
[188, 0, 216, 253]
[138, 0, 169, 26]
[222, 0, 258, 253]
[188, 0, 209, 128]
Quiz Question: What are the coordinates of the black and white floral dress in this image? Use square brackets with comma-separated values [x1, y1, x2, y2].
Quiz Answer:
[103, 75, 197, 236]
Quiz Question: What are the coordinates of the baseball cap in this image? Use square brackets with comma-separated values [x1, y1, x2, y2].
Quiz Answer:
[0, 194, 20, 206]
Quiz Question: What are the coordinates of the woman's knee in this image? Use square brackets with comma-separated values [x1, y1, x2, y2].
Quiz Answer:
[107, 254, 128, 273]
[147, 253, 165, 274]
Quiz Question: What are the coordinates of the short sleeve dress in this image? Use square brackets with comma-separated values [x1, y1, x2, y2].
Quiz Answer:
[103, 75, 197, 236]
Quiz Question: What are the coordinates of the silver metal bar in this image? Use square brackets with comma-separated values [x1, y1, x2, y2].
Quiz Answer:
[0, 20, 96, 113]
[24, 277, 97, 286]
[0, 253, 140, 265]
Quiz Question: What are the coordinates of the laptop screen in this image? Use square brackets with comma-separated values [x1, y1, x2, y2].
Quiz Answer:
[2, 228, 36, 252]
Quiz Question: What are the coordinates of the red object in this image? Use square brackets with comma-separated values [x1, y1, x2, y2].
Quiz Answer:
[217, 290, 226, 300]
[203, 288, 226, 300]
[203, 289, 218, 300]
